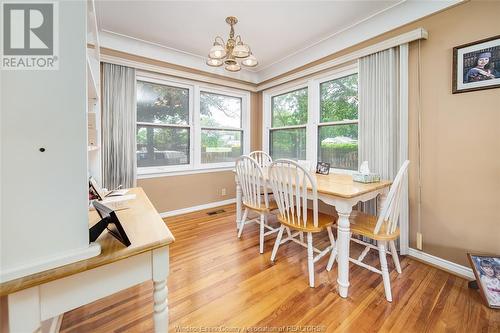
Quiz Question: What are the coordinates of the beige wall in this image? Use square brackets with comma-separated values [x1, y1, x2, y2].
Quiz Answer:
[138, 171, 237, 213]
[137, 91, 262, 213]
[139, 0, 499, 266]
[404, 1, 500, 266]
[255, 1, 500, 266]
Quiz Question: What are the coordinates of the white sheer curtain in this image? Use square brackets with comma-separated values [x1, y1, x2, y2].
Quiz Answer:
[102, 63, 137, 189]
[358, 47, 403, 243]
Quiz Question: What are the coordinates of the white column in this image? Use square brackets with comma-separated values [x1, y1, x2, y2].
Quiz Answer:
[335, 202, 353, 298]
[152, 247, 169, 333]
[235, 177, 242, 229]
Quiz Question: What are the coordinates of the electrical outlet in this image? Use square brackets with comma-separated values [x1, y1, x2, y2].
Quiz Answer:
[221, 188, 227, 196]
[416, 232, 423, 250]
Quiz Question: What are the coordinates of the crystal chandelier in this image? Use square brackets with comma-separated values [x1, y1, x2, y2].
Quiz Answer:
[206, 16, 258, 72]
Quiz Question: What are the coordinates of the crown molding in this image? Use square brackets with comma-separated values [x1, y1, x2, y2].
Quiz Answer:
[99, 31, 260, 84]
[97, 0, 462, 88]
[257, 28, 427, 91]
[100, 51, 258, 92]
[256, 0, 462, 82]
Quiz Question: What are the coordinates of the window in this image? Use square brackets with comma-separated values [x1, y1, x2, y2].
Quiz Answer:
[269, 88, 308, 160]
[136, 75, 249, 176]
[264, 65, 359, 172]
[318, 73, 359, 170]
[136, 81, 190, 168]
[200, 92, 243, 164]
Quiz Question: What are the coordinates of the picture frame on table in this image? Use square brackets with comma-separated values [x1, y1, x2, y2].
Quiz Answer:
[467, 253, 500, 308]
[316, 162, 330, 175]
[452, 35, 500, 94]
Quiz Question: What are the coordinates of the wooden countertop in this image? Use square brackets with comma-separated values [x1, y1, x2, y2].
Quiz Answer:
[235, 168, 391, 199]
[314, 173, 391, 199]
[0, 187, 174, 296]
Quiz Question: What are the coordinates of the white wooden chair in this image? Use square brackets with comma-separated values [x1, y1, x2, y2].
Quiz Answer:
[268, 159, 337, 287]
[326, 160, 410, 301]
[249, 151, 272, 168]
[235, 155, 280, 254]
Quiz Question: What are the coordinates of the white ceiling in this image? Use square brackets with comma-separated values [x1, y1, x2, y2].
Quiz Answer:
[95, 0, 461, 83]
[96, 1, 400, 71]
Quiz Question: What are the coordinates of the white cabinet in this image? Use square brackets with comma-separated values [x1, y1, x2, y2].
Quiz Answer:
[0, 0, 100, 283]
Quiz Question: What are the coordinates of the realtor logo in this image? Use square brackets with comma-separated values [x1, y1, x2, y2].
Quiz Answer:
[1, 2, 59, 70]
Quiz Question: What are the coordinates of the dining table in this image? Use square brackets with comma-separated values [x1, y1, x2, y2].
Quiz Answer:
[234, 171, 392, 298]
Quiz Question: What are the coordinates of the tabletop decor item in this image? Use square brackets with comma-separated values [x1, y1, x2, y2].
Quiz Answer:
[453, 35, 500, 94]
[353, 161, 380, 183]
[352, 173, 381, 183]
[467, 253, 500, 308]
[316, 162, 330, 175]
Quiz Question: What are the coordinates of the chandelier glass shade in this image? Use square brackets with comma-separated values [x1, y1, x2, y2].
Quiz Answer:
[206, 16, 258, 72]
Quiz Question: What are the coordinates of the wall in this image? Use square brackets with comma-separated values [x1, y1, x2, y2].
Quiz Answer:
[261, 0, 500, 266]
[405, 0, 500, 266]
[137, 91, 262, 213]
[1, 1, 90, 276]
[114, 0, 500, 266]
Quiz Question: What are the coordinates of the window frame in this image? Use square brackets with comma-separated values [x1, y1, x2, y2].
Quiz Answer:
[197, 86, 249, 169]
[267, 84, 310, 160]
[136, 76, 194, 175]
[137, 72, 250, 178]
[316, 69, 359, 172]
[263, 63, 359, 174]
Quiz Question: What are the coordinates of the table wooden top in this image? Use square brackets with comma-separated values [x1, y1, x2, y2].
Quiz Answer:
[0, 187, 174, 296]
[314, 173, 391, 199]
[235, 168, 391, 199]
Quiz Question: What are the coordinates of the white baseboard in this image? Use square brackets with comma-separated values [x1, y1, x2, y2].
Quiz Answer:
[0, 243, 102, 283]
[408, 248, 474, 280]
[160, 198, 236, 218]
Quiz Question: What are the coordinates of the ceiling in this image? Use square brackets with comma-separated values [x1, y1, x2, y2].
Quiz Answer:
[96, 1, 400, 70]
[95, 0, 460, 83]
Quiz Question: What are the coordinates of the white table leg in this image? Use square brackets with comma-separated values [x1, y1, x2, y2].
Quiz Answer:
[8, 286, 41, 333]
[377, 190, 388, 215]
[152, 247, 169, 333]
[235, 178, 242, 230]
[335, 202, 353, 298]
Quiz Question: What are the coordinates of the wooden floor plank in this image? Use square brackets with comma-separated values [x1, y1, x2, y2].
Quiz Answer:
[60, 204, 500, 332]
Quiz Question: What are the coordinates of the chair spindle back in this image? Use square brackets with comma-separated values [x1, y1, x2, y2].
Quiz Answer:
[235, 155, 268, 210]
[249, 151, 273, 168]
[374, 160, 410, 235]
[268, 159, 318, 228]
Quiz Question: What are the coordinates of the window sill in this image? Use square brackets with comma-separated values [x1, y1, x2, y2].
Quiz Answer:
[330, 168, 357, 175]
[137, 165, 235, 179]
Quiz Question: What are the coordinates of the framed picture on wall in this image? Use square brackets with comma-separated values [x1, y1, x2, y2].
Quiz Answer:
[453, 35, 500, 93]
[467, 253, 500, 308]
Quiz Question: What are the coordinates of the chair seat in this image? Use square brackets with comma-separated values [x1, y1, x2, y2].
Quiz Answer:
[243, 199, 278, 213]
[277, 209, 336, 233]
[334, 210, 399, 241]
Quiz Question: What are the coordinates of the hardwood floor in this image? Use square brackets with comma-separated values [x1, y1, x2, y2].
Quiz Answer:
[61, 205, 500, 332]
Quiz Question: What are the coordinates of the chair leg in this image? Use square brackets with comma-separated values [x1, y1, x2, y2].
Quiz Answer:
[307, 232, 314, 288]
[259, 213, 265, 254]
[237, 208, 248, 238]
[378, 241, 392, 302]
[271, 225, 285, 262]
[389, 240, 402, 274]
[326, 227, 337, 271]
[299, 231, 304, 243]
